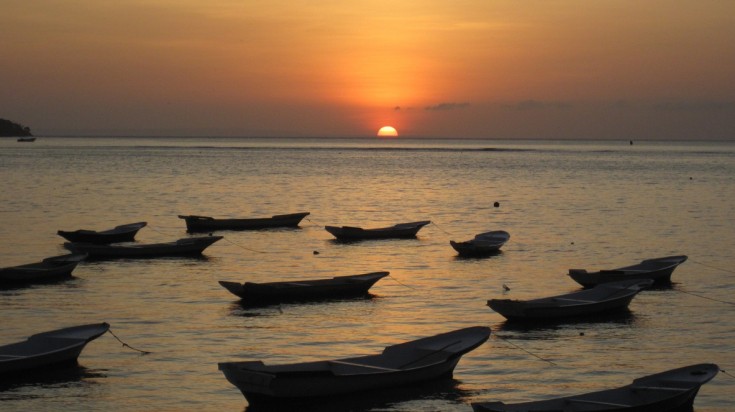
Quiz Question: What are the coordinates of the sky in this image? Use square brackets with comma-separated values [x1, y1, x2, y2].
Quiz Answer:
[2, 0, 734, 139]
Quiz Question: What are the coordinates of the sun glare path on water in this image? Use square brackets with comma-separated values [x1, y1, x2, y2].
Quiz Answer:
[377, 126, 398, 137]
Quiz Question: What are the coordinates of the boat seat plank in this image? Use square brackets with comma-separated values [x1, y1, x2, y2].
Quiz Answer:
[566, 398, 631, 407]
[552, 298, 597, 303]
[329, 360, 399, 372]
[631, 385, 689, 392]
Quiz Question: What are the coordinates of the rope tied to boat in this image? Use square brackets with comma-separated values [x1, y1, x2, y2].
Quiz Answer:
[491, 333, 557, 366]
[221, 236, 271, 254]
[719, 368, 735, 379]
[107, 329, 152, 355]
[429, 221, 455, 237]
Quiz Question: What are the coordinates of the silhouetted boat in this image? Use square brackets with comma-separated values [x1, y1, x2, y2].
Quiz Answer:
[471, 363, 718, 412]
[178, 212, 310, 232]
[487, 279, 653, 321]
[57, 221, 147, 244]
[450, 230, 510, 257]
[64, 236, 222, 259]
[219, 271, 389, 304]
[325, 221, 431, 240]
[219, 326, 490, 405]
[16, 137, 36, 142]
[568, 255, 688, 288]
[0, 323, 110, 376]
[0, 254, 87, 285]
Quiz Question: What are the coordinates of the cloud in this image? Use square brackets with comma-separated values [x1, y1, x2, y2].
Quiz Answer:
[503, 100, 572, 111]
[425, 102, 470, 111]
[653, 100, 735, 112]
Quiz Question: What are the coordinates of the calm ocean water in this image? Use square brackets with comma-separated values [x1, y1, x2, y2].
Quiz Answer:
[1, 137, 733, 411]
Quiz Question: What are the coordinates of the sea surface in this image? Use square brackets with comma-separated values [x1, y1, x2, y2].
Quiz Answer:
[1, 137, 733, 411]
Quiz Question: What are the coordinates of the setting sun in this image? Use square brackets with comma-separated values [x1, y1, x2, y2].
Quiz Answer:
[377, 126, 398, 137]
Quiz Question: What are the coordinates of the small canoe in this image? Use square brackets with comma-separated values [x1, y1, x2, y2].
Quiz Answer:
[0, 323, 110, 376]
[219, 326, 490, 405]
[0, 253, 87, 285]
[568, 255, 688, 288]
[471, 363, 719, 412]
[219, 271, 389, 304]
[487, 279, 653, 321]
[178, 212, 310, 232]
[325, 221, 431, 241]
[57, 221, 147, 244]
[450, 230, 510, 257]
[64, 236, 222, 259]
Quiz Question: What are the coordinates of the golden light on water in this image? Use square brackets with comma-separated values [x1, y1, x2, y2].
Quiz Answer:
[377, 126, 398, 137]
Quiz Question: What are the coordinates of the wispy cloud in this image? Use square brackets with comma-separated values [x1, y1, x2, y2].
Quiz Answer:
[425, 102, 470, 111]
[503, 100, 572, 111]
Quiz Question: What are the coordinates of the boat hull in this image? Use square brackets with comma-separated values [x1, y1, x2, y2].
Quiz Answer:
[0, 254, 86, 285]
[568, 256, 688, 288]
[179, 212, 310, 232]
[450, 230, 510, 257]
[57, 222, 147, 244]
[219, 272, 389, 304]
[64, 236, 222, 259]
[488, 280, 652, 321]
[472, 363, 718, 412]
[219, 326, 490, 405]
[0, 323, 109, 376]
[325, 221, 431, 241]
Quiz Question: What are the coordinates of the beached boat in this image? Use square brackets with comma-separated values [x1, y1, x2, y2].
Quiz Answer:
[219, 326, 490, 405]
[568, 255, 688, 288]
[471, 363, 719, 412]
[57, 221, 147, 244]
[0, 323, 110, 376]
[325, 221, 431, 241]
[487, 279, 653, 321]
[450, 230, 510, 257]
[0, 253, 87, 285]
[178, 212, 310, 232]
[64, 236, 222, 259]
[219, 271, 389, 304]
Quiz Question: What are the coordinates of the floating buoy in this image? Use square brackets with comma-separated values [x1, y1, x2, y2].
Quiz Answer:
[313, 250, 319, 255]
[503, 284, 511, 291]
[494, 202, 500, 208]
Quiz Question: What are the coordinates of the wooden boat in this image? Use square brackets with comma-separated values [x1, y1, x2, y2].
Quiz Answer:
[0, 253, 87, 285]
[450, 230, 510, 257]
[0, 323, 110, 376]
[178, 212, 310, 232]
[471, 363, 719, 412]
[325, 221, 431, 241]
[568, 255, 688, 288]
[64, 236, 222, 259]
[487, 279, 653, 321]
[219, 271, 389, 304]
[57, 221, 147, 244]
[219, 326, 490, 405]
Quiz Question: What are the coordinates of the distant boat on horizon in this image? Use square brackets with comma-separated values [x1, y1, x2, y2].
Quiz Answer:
[17, 137, 36, 142]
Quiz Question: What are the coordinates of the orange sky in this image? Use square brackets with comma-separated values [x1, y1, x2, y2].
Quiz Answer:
[2, 1, 734, 139]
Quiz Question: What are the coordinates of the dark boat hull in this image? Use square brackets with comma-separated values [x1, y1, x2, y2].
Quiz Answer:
[488, 280, 652, 321]
[0, 323, 109, 376]
[471, 363, 718, 412]
[179, 212, 310, 232]
[219, 326, 490, 405]
[57, 222, 147, 244]
[64, 236, 222, 259]
[568, 256, 688, 288]
[0, 254, 86, 285]
[219, 272, 389, 304]
[325, 221, 431, 240]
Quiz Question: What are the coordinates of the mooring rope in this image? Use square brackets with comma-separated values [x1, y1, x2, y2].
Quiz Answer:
[673, 288, 735, 306]
[720, 368, 735, 379]
[221, 236, 270, 254]
[107, 328, 151, 355]
[491, 333, 557, 366]
[387, 274, 420, 291]
[429, 221, 455, 237]
[690, 259, 735, 275]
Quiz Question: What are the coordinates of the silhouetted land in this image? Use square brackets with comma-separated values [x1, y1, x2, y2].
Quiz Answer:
[0, 118, 33, 137]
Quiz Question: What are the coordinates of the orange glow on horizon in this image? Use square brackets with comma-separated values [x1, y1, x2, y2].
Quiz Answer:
[377, 126, 398, 137]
